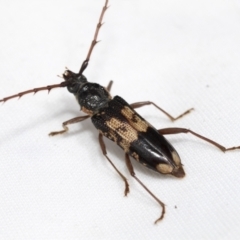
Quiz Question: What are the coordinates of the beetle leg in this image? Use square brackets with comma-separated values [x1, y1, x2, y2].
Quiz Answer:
[130, 101, 193, 121]
[106, 80, 113, 92]
[98, 133, 129, 196]
[49, 79, 112, 136]
[159, 127, 240, 152]
[125, 153, 165, 224]
[49, 115, 90, 136]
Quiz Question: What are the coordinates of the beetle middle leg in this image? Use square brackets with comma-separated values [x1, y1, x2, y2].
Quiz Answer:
[125, 153, 165, 224]
[98, 133, 129, 196]
[159, 127, 240, 152]
[49, 115, 90, 136]
[131, 101, 193, 121]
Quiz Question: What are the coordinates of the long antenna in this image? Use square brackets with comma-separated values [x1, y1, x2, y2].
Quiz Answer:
[0, 1, 109, 103]
[0, 82, 67, 103]
[79, 0, 109, 75]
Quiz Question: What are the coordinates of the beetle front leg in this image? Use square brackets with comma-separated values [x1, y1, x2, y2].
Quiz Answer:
[98, 133, 129, 196]
[106, 80, 113, 92]
[158, 127, 240, 152]
[130, 101, 193, 121]
[125, 153, 166, 224]
[49, 115, 90, 136]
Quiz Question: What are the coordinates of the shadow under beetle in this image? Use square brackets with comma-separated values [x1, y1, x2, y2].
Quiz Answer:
[1, 0, 240, 223]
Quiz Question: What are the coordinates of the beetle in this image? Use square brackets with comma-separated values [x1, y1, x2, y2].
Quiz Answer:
[1, 0, 240, 223]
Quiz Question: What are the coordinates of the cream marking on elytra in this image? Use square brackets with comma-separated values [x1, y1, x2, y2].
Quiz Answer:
[121, 106, 149, 132]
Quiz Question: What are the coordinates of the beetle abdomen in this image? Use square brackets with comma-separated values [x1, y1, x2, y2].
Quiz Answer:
[92, 95, 185, 178]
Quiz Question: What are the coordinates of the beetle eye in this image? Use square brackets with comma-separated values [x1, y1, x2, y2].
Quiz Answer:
[67, 83, 79, 93]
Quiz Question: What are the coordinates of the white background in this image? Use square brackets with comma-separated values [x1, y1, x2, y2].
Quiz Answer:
[1, 0, 240, 239]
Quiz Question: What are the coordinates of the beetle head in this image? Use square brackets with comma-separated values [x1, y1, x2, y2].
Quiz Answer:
[63, 69, 111, 115]
[63, 70, 88, 94]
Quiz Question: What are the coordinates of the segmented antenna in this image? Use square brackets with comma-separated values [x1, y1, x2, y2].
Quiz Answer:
[0, 82, 67, 103]
[0, 0, 109, 103]
[79, 0, 109, 75]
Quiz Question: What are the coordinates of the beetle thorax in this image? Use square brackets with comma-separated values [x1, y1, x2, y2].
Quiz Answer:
[77, 82, 112, 115]
[63, 70, 112, 115]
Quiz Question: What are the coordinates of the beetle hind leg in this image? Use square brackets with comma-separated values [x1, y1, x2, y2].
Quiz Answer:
[159, 127, 240, 152]
[125, 153, 166, 224]
[49, 115, 90, 136]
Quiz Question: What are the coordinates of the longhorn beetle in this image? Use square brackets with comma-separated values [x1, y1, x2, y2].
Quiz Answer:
[1, 0, 240, 224]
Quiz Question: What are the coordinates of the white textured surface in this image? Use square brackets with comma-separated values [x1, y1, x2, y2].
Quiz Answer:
[1, 0, 240, 239]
